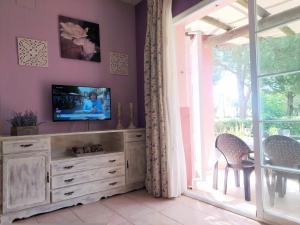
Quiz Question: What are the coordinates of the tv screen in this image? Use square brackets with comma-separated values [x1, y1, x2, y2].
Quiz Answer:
[52, 85, 111, 121]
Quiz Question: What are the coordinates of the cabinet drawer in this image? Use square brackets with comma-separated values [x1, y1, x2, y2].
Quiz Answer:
[2, 138, 50, 154]
[51, 176, 125, 202]
[124, 131, 145, 142]
[51, 153, 124, 175]
[51, 166, 125, 189]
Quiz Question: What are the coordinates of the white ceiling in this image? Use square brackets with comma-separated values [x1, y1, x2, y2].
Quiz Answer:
[186, 0, 300, 45]
[119, 0, 143, 5]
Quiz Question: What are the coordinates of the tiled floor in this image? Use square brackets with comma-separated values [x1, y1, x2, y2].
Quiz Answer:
[193, 169, 257, 216]
[193, 168, 300, 221]
[14, 189, 264, 225]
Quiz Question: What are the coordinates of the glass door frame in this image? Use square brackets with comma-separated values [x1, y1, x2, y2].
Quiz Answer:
[173, 0, 300, 224]
[248, 1, 300, 225]
[172, 0, 259, 221]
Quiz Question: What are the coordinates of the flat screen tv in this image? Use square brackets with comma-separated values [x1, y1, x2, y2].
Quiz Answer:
[52, 85, 111, 121]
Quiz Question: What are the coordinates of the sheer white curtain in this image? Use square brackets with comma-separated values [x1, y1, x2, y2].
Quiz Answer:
[162, 0, 187, 198]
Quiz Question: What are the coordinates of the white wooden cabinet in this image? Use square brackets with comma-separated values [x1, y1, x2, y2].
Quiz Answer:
[0, 129, 145, 223]
[125, 131, 146, 185]
[2, 151, 50, 213]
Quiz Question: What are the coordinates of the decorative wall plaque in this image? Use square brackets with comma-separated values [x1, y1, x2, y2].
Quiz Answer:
[17, 37, 48, 67]
[110, 52, 129, 75]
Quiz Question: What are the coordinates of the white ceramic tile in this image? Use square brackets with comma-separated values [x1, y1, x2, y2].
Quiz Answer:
[161, 203, 219, 225]
[124, 190, 178, 211]
[72, 202, 129, 225]
[13, 216, 38, 224]
[117, 221, 134, 225]
[12, 189, 263, 225]
[176, 196, 217, 212]
[34, 208, 82, 224]
[102, 195, 154, 221]
[161, 202, 262, 225]
[132, 212, 182, 225]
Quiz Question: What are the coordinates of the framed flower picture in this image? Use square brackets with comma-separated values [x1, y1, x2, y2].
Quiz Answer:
[59, 15, 101, 62]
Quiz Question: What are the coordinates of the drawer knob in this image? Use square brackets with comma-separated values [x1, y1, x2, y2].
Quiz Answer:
[64, 165, 74, 169]
[64, 178, 74, 183]
[64, 191, 74, 196]
[108, 170, 117, 174]
[20, 144, 33, 148]
[136, 134, 142, 137]
[109, 160, 116, 163]
[109, 182, 118, 186]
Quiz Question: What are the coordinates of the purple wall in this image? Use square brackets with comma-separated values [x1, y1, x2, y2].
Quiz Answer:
[134, 0, 201, 126]
[135, 0, 147, 128]
[0, 0, 138, 135]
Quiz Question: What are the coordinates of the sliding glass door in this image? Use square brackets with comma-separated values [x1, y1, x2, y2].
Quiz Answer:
[249, 1, 300, 224]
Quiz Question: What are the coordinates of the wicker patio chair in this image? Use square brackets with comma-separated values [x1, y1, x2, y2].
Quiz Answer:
[215, 133, 255, 201]
[263, 135, 300, 206]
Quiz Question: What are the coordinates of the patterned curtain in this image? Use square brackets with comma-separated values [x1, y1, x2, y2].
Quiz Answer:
[144, 0, 169, 198]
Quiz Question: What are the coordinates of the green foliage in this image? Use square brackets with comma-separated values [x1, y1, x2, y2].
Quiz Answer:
[258, 34, 300, 75]
[213, 33, 300, 119]
[9, 111, 39, 127]
[214, 118, 300, 139]
[213, 34, 300, 139]
[261, 74, 300, 96]
[267, 127, 279, 136]
[214, 118, 252, 137]
[263, 121, 300, 139]
[259, 34, 300, 117]
[213, 45, 250, 84]
[261, 92, 286, 120]
[213, 45, 251, 118]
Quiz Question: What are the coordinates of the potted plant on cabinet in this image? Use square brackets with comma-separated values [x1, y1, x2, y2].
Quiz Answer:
[9, 111, 41, 136]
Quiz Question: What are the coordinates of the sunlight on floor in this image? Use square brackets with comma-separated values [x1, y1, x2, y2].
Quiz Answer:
[191, 169, 257, 216]
[191, 169, 300, 222]
[262, 178, 300, 221]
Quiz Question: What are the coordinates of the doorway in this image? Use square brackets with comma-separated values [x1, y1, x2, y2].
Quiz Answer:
[174, 0, 256, 217]
[174, 0, 300, 224]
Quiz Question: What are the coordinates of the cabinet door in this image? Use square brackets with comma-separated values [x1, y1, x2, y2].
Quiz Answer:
[3, 151, 50, 213]
[125, 142, 146, 185]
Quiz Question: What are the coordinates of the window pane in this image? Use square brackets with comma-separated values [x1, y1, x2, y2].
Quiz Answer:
[262, 168, 300, 221]
[262, 121, 300, 140]
[259, 74, 300, 120]
[257, 20, 300, 76]
[257, 0, 299, 16]
[261, 122, 300, 170]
